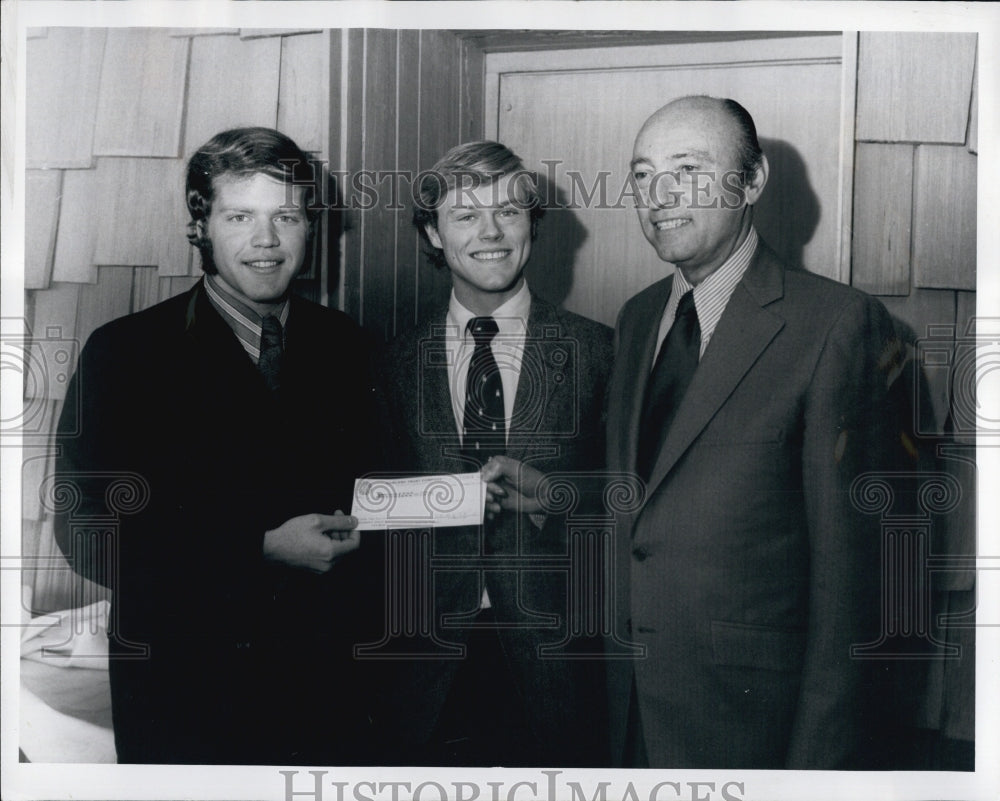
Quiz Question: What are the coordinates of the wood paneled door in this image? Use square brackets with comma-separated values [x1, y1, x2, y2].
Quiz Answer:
[487, 34, 855, 327]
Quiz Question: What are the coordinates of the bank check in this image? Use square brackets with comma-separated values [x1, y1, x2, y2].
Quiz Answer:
[351, 472, 485, 530]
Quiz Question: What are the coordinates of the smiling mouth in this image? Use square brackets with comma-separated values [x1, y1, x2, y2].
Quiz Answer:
[471, 250, 511, 261]
[244, 259, 282, 270]
[654, 219, 691, 231]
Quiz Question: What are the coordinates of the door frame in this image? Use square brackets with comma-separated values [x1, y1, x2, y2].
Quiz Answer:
[456, 31, 859, 284]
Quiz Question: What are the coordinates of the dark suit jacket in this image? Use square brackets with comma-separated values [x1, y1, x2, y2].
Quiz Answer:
[606, 241, 902, 769]
[374, 296, 613, 766]
[54, 281, 380, 764]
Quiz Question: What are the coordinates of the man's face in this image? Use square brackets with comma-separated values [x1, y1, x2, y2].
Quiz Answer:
[426, 172, 532, 314]
[203, 172, 309, 315]
[631, 101, 764, 284]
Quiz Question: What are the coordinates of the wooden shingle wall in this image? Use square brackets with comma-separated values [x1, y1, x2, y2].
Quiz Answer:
[20, 29, 980, 614]
[21, 27, 334, 613]
[852, 32, 978, 435]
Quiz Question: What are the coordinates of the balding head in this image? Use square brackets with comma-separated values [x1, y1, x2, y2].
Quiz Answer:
[630, 95, 768, 284]
[638, 96, 764, 187]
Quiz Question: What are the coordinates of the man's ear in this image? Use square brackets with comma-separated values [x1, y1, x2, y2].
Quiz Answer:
[425, 223, 443, 250]
[744, 154, 769, 206]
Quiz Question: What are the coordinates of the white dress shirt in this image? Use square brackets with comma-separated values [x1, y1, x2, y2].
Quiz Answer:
[444, 280, 533, 609]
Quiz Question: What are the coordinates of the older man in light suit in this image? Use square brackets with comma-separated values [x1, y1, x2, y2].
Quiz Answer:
[605, 95, 905, 768]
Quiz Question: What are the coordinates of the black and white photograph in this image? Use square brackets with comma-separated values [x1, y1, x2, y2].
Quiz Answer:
[1, 2, 997, 801]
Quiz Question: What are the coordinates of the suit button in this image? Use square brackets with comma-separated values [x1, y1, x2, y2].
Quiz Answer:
[632, 546, 650, 561]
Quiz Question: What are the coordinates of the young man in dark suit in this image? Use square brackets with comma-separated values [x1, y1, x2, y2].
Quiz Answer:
[54, 127, 377, 764]
[374, 141, 612, 766]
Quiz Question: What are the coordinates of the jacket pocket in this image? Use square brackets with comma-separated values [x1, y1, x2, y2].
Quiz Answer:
[711, 620, 806, 672]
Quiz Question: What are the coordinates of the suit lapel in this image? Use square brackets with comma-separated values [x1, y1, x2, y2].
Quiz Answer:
[507, 298, 580, 461]
[184, 282, 267, 400]
[642, 245, 787, 501]
[414, 314, 467, 472]
[507, 299, 561, 463]
[616, 279, 673, 478]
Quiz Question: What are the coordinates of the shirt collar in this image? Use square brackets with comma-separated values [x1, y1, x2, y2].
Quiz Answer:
[204, 275, 290, 361]
[673, 226, 758, 302]
[204, 274, 290, 329]
[447, 280, 531, 340]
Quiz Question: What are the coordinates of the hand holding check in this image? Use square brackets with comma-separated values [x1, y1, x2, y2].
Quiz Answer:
[263, 512, 360, 573]
[481, 455, 547, 518]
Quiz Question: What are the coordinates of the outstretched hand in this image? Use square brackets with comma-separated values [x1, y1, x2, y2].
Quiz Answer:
[481, 455, 546, 519]
[263, 511, 360, 573]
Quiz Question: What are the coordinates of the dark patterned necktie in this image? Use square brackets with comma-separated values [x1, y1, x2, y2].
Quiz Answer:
[463, 316, 505, 464]
[636, 290, 700, 482]
[259, 315, 283, 392]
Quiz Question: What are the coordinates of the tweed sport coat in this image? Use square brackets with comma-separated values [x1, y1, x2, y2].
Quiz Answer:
[373, 295, 614, 766]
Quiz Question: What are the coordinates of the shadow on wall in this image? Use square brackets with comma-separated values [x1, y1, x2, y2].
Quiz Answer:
[755, 138, 820, 271]
[756, 137, 949, 439]
[524, 173, 589, 308]
[526, 140, 819, 307]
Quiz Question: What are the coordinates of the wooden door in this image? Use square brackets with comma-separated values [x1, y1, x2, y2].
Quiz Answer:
[490, 34, 855, 326]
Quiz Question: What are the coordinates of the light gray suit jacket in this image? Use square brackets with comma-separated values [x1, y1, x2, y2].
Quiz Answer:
[606, 241, 904, 768]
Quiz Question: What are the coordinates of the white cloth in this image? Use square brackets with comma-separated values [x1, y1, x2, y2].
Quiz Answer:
[21, 599, 110, 669]
[19, 594, 115, 762]
[19, 687, 116, 763]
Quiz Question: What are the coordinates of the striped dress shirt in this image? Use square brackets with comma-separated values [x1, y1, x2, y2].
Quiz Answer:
[653, 226, 759, 365]
[204, 275, 290, 364]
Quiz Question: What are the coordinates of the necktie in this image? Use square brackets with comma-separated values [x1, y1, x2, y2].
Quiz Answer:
[259, 315, 283, 392]
[636, 290, 700, 482]
[463, 316, 505, 464]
